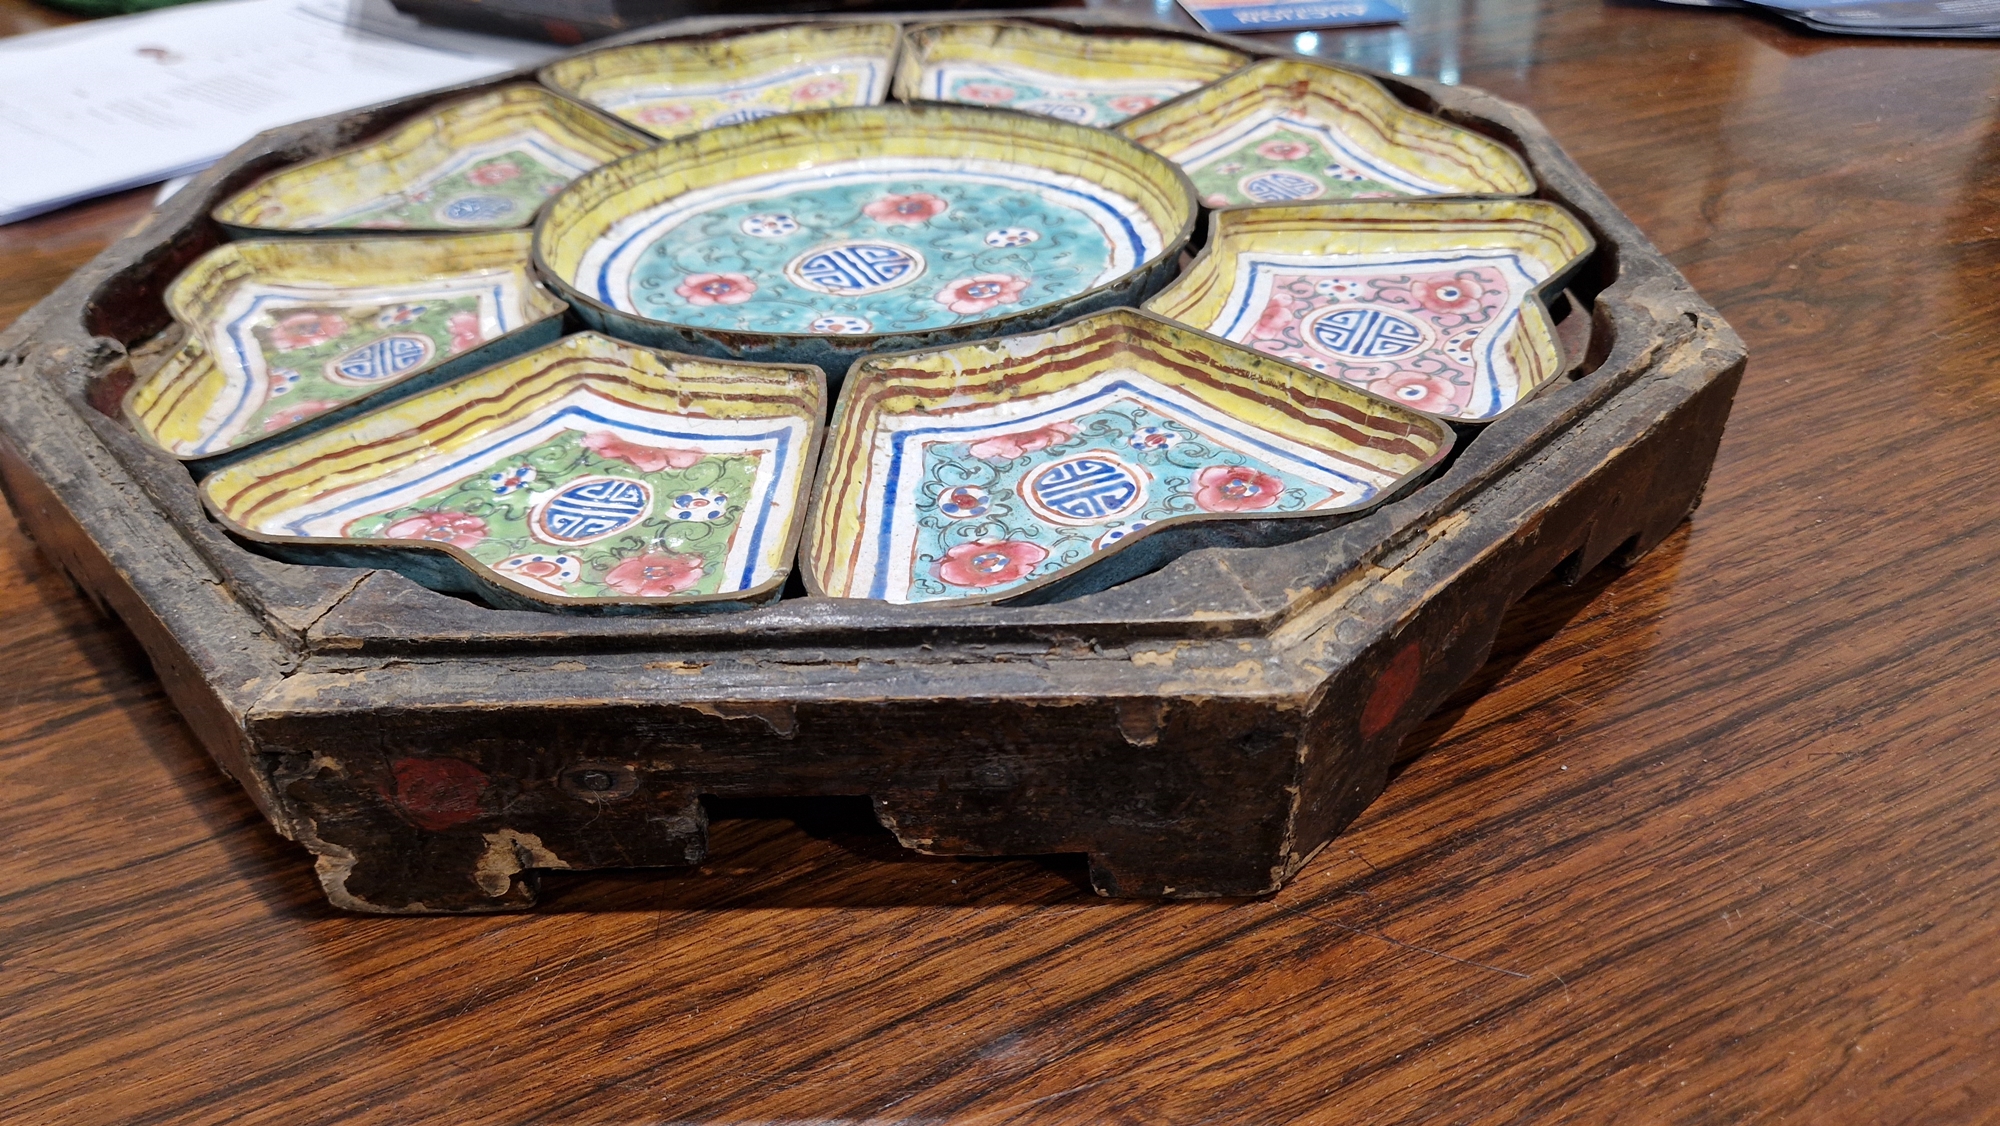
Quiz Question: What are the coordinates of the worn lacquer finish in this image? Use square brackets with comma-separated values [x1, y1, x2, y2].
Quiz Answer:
[1117, 58, 1534, 208]
[124, 233, 568, 460]
[805, 308, 1451, 604]
[539, 21, 900, 138]
[1146, 199, 1593, 422]
[200, 332, 824, 610]
[892, 19, 1249, 126]
[212, 85, 650, 235]
[535, 103, 1198, 378]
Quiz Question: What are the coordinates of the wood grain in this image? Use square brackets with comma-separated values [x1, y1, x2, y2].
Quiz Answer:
[2, 0, 1997, 1122]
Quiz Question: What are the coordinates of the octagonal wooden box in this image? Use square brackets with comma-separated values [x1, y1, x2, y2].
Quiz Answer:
[0, 12, 1743, 912]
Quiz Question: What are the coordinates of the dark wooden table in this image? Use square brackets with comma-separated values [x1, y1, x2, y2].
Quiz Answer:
[4, 1, 1997, 1121]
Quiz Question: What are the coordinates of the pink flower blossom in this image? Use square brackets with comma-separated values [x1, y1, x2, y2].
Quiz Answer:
[1371, 372, 1467, 414]
[935, 273, 1029, 315]
[1250, 291, 1298, 340]
[582, 431, 706, 472]
[1203, 193, 1234, 209]
[446, 311, 483, 354]
[1257, 140, 1311, 161]
[676, 272, 757, 306]
[863, 192, 949, 225]
[604, 551, 705, 597]
[268, 311, 348, 351]
[967, 421, 1077, 461]
[467, 160, 520, 185]
[957, 83, 1018, 103]
[793, 77, 846, 101]
[934, 539, 1047, 588]
[382, 510, 489, 548]
[1108, 94, 1161, 116]
[260, 399, 341, 431]
[1194, 465, 1286, 513]
[635, 103, 694, 127]
[1410, 274, 1487, 315]
[356, 218, 410, 230]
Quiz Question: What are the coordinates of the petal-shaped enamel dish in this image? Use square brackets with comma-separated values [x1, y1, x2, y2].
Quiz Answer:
[534, 102, 1198, 380]
[893, 19, 1250, 126]
[540, 21, 901, 138]
[1144, 199, 1595, 423]
[212, 85, 651, 236]
[201, 332, 826, 612]
[125, 232, 568, 462]
[803, 307, 1452, 606]
[1117, 58, 1535, 208]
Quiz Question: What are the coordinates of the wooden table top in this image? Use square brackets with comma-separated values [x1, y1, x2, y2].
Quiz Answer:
[4, 1, 1997, 1122]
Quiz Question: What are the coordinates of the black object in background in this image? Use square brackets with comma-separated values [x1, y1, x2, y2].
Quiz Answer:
[389, 0, 1072, 44]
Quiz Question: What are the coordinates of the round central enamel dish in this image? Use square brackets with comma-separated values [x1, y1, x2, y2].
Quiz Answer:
[534, 103, 1198, 380]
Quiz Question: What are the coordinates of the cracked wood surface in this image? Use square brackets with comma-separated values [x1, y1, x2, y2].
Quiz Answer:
[2, 0, 1997, 1122]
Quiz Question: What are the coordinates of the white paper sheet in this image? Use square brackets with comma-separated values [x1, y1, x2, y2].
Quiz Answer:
[0, 0, 561, 224]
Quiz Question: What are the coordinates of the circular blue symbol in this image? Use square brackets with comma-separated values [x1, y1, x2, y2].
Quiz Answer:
[326, 333, 434, 385]
[1019, 100, 1095, 124]
[709, 106, 780, 127]
[1306, 306, 1429, 360]
[787, 241, 925, 296]
[533, 475, 653, 545]
[1023, 454, 1145, 526]
[440, 195, 518, 223]
[1241, 171, 1325, 202]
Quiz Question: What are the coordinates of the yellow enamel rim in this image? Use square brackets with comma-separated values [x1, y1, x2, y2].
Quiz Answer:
[892, 19, 1250, 105]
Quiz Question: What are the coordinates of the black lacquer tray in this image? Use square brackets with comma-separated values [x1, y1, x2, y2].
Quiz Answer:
[0, 11, 1743, 912]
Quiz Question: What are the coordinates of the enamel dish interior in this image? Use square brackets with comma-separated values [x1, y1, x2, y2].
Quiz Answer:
[804, 308, 1452, 605]
[211, 85, 650, 234]
[540, 21, 901, 138]
[894, 19, 1250, 126]
[1116, 57, 1536, 208]
[125, 232, 567, 460]
[143, 23, 1578, 613]
[534, 102, 1196, 359]
[1146, 199, 1595, 422]
[200, 332, 825, 610]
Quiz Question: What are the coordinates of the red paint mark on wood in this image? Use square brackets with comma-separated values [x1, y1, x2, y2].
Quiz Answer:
[389, 757, 487, 831]
[1361, 642, 1423, 739]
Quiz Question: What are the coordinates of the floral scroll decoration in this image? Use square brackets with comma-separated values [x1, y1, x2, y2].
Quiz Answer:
[902, 406, 1319, 601]
[342, 428, 761, 599]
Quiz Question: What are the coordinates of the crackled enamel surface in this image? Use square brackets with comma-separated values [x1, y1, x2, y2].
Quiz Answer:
[1118, 58, 1534, 209]
[126, 233, 566, 459]
[212, 86, 649, 234]
[202, 333, 824, 607]
[894, 21, 1248, 126]
[541, 22, 899, 137]
[1146, 200, 1593, 422]
[805, 309, 1451, 605]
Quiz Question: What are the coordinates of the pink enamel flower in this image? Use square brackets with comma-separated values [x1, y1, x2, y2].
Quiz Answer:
[1372, 372, 1468, 414]
[935, 273, 1029, 315]
[604, 552, 706, 597]
[1257, 140, 1312, 162]
[967, 421, 1077, 461]
[467, 160, 520, 185]
[793, 77, 846, 101]
[676, 272, 757, 305]
[1411, 274, 1487, 315]
[864, 192, 949, 225]
[260, 399, 340, 431]
[1109, 94, 1161, 116]
[383, 510, 489, 548]
[446, 310, 483, 353]
[582, 431, 705, 472]
[1250, 291, 1298, 340]
[1194, 465, 1285, 513]
[957, 83, 1018, 104]
[268, 311, 348, 351]
[636, 103, 694, 127]
[935, 539, 1048, 588]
